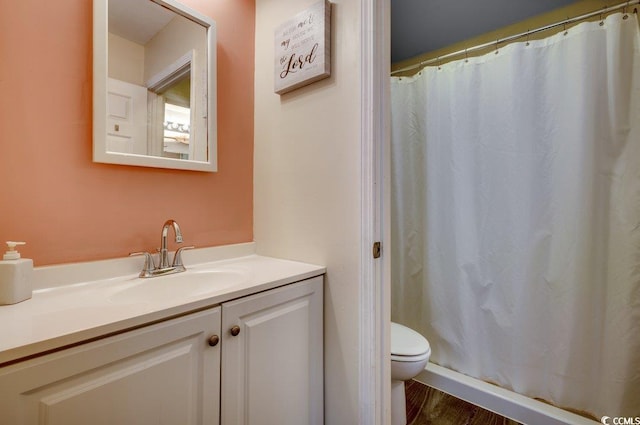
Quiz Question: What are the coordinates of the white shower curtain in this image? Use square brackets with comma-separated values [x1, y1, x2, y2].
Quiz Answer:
[390, 13, 640, 418]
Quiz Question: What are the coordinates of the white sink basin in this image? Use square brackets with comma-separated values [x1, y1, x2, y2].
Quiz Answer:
[109, 269, 249, 304]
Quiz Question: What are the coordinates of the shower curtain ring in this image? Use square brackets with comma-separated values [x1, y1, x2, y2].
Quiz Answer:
[525, 31, 530, 46]
[599, 8, 605, 26]
[437, 57, 441, 70]
[563, 20, 568, 36]
[495, 39, 499, 55]
[623, 1, 629, 19]
[464, 49, 469, 63]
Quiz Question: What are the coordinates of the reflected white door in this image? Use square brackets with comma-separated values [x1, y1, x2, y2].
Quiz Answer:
[107, 78, 147, 155]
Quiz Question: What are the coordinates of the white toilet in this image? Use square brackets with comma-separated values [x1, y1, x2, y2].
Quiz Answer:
[390, 322, 431, 425]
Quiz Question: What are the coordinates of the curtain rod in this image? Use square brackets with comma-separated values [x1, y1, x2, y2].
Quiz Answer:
[391, 0, 639, 76]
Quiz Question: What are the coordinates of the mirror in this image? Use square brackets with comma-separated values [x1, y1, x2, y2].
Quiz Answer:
[93, 0, 217, 172]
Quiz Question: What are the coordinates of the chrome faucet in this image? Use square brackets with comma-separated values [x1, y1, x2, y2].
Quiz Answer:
[130, 219, 194, 278]
[159, 219, 183, 269]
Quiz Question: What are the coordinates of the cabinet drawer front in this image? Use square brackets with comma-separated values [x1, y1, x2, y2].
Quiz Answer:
[221, 276, 323, 425]
[0, 307, 221, 425]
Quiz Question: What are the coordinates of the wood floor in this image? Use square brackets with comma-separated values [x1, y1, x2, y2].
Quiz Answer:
[405, 380, 522, 425]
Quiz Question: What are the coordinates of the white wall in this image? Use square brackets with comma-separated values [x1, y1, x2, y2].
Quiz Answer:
[143, 15, 205, 84]
[254, 1, 364, 423]
[108, 33, 144, 85]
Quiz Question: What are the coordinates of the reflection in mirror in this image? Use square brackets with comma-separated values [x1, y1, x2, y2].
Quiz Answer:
[94, 0, 217, 172]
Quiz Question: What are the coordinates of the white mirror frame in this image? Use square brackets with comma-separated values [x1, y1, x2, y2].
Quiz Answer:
[93, 0, 217, 172]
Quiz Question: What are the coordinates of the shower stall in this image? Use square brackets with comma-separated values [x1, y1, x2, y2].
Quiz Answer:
[390, 7, 640, 423]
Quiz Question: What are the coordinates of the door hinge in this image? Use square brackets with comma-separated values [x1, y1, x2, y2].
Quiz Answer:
[373, 242, 382, 259]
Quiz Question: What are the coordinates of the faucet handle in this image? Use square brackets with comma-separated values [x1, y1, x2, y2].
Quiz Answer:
[172, 245, 195, 268]
[129, 251, 156, 276]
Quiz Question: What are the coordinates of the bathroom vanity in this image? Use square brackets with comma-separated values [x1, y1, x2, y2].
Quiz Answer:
[0, 246, 324, 425]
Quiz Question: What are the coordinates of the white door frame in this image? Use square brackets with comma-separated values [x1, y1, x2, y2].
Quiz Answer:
[360, 0, 391, 424]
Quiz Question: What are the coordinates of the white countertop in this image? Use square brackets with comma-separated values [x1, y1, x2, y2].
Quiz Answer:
[0, 248, 325, 365]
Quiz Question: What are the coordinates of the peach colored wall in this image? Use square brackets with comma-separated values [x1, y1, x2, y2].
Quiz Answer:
[0, 0, 255, 266]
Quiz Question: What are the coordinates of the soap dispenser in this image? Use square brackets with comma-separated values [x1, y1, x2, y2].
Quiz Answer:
[0, 241, 33, 305]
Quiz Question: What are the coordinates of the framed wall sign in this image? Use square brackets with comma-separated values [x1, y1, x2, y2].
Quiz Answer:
[274, 0, 331, 95]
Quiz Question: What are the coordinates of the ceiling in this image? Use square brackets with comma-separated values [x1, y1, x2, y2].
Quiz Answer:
[112, 0, 579, 64]
[391, 0, 576, 64]
[109, 0, 175, 45]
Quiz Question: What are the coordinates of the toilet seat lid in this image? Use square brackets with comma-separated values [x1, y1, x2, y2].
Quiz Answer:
[391, 322, 430, 357]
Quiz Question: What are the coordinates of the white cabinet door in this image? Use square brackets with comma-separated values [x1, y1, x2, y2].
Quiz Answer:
[221, 276, 323, 425]
[0, 307, 221, 425]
